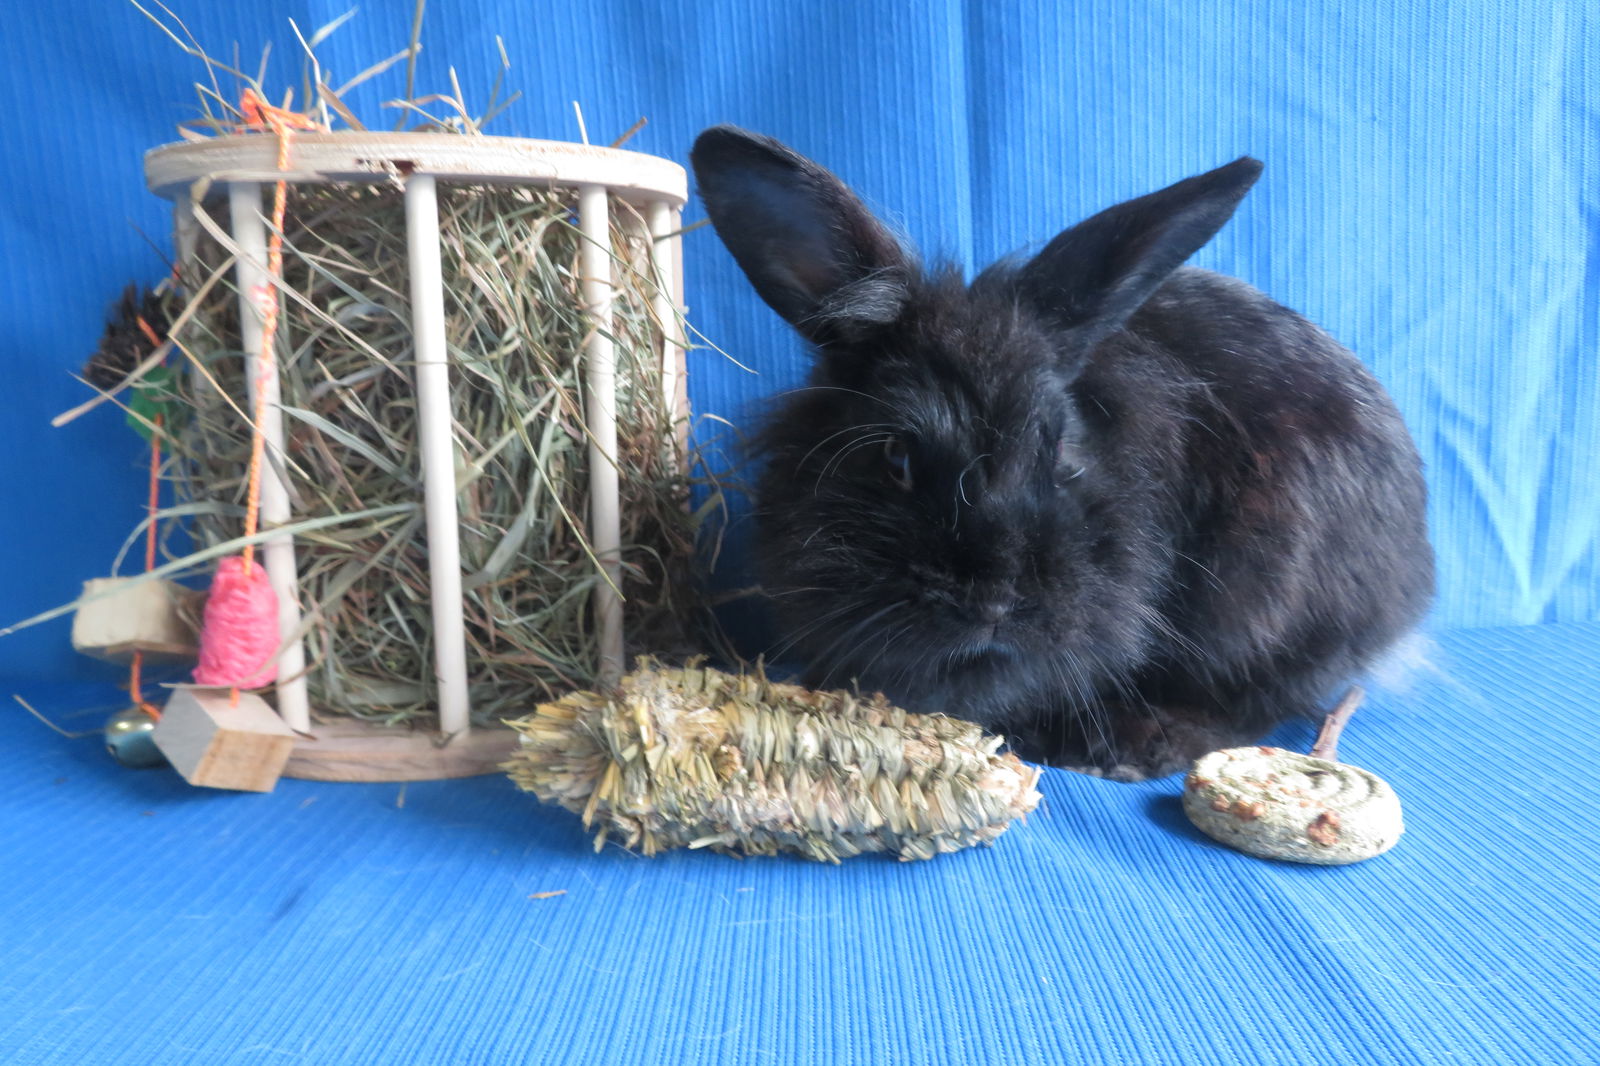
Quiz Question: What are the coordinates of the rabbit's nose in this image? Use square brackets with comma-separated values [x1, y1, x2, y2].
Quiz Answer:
[976, 598, 1012, 625]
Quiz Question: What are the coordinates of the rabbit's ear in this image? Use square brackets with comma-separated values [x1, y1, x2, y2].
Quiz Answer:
[691, 126, 910, 342]
[1016, 157, 1262, 340]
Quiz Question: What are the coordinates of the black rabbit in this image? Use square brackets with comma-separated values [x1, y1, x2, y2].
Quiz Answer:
[690, 126, 1433, 780]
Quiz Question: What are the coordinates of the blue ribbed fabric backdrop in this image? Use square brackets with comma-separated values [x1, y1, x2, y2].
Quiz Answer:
[3, 0, 1598, 678]
[2, 3, 1597, 1064]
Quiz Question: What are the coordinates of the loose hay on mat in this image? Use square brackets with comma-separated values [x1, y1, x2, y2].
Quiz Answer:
[504, 659, 1045, 863]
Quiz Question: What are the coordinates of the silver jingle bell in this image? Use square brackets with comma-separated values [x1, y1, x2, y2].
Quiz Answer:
[104, 707, 167, 769]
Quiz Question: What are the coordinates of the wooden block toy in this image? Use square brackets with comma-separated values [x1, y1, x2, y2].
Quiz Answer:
[71, 577, 200, 663]
[152, 687, 296, 792]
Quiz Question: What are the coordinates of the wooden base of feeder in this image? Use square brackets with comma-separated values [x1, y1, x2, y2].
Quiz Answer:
[153, 687, 296, 792]
[283, 719, 521, 783]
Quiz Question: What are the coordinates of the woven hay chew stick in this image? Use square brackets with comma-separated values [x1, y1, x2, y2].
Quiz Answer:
[504, 659, 1044, 863]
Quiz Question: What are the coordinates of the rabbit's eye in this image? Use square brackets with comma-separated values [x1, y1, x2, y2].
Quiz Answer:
[1055, 438, 1086, 483]
[884, 436, 913, 490]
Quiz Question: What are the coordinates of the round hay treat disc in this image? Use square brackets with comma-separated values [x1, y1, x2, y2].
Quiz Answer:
[1181, 746, 1403, 865]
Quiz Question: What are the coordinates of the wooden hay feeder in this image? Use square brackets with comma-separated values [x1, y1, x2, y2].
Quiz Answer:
[144, 133, 688, 783]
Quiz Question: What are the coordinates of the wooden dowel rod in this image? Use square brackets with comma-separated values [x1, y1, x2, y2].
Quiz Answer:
[578, 184, 626, 687]
[227, 182, 311, 733]
[646, 201, 680, 433]
[404, 174, 472, 737]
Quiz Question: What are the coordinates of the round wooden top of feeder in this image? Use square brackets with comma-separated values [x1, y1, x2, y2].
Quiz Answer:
[144, 132, 688, 208]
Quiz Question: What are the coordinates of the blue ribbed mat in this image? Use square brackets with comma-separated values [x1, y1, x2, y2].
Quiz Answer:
[4, 622, 1596, 1065]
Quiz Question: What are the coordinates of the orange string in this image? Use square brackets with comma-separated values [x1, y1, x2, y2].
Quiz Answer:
[131, 315, 166, 720]
[130, 418, 164, 720]
[236, 89, 318, 579]
[225, 91, 323, 706]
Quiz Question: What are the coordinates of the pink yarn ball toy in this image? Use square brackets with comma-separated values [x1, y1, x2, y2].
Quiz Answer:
[192, 556, 280, 689]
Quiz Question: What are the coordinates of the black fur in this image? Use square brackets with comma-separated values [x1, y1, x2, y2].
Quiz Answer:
[691, 126, 1434, 780]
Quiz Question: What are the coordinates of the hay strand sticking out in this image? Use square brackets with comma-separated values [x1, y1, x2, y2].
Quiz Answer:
[504, 659, 1044, 863]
